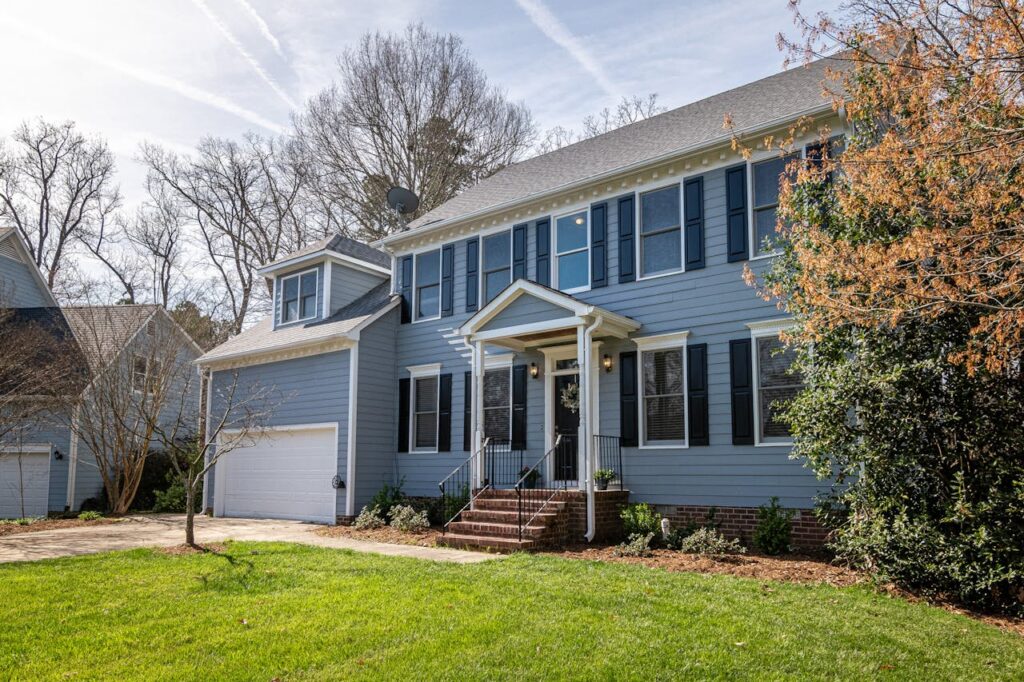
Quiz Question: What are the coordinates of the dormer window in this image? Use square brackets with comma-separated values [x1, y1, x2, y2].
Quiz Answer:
[280, 269, 318, 324]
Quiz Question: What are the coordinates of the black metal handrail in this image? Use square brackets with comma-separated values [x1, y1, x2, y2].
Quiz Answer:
[593, 434, 624, 491]
[483, 439, 525, 488]
[439, 437, 490, 533]
[514, 435, 565, 541]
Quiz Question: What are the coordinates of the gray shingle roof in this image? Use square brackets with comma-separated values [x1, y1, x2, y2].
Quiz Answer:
[62, 304, 161, 371]
[404, 57, 845, 233]
[264, 233, 390, 271]
[197, 282, 398, 365]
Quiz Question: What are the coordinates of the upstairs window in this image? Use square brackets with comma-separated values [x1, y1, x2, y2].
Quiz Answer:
[755, 335, 804, 443]
[482, 367, 511, 442]
[415, 250, 441, 321]
[640, 185, 682, 277]
[641, 347, 686, 445]
[555, 210, 589, 292]
[482, 231, 511, 304]
[132, 356, 148, 393]
[751, 154, 799, 257]
[280, 269, 318, 324]
[412, 375, 439, 451]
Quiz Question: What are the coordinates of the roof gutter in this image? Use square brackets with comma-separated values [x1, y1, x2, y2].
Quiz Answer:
[378, 102, 836, 250]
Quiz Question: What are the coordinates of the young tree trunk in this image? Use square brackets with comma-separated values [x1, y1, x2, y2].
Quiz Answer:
[185, 481, 196, 546]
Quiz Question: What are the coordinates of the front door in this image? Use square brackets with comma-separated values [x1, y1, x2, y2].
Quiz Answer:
[553, 374, 579, 481]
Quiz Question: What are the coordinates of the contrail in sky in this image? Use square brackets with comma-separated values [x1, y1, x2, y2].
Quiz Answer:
[233, 0, 285, 58]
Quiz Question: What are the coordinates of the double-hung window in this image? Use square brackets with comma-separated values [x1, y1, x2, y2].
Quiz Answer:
[482, 231, 511, 304]
[554, 210, 589, 292]
[753, 332, 805, 444]
[639, 185, 682, 277]
[751, 153, 799, 257]
[482, 367, 511, 442]
[411, 373, 440, 451]
[280, 269, 318, 324]
[635, 331, 689, 447]
[414, 250, 440, 321]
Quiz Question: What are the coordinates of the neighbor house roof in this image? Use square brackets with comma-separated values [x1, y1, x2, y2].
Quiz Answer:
[62, 304, 162, 371]
[197, 282, 398, 366]
[388, 56, 845, 242]
[260, 233, 391, 274]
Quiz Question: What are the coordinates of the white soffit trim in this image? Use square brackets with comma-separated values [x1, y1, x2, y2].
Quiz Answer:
[258, 250, 391, 278]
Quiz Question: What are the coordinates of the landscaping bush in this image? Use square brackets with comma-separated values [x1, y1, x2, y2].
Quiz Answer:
[151, 470, 203, 513]
[353, 505, 386, 530]
[753, 497, 793, 556]
[77, 511, 103, 521]
[407, 497, 444, 526]
[368, 480, 406, 521]
[388, 504, 430, 532]
[613, 533, 654, 558]
[677, 527, 746, 556]
[620, 503, 662, 542]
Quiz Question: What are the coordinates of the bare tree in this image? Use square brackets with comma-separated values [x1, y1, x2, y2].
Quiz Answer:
[294, 23, 536, 240]
[0, 119, 120, 290]
[537, 94, 667, 153]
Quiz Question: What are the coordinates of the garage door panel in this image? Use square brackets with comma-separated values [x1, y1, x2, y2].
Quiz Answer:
[218, 426, 337, 524]
[0, 452, 50, 519]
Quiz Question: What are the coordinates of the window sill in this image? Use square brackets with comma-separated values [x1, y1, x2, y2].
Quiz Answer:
[636, 268, 684, 283]
[277, 315, 318, 328]
[749, 252, 780, 262]
[754, 441, 793, 447]
[639, 443, 688, 450]
[412, 314, 441, 325]
[410, 448, 439, 454]
[558, 285, 591, 295]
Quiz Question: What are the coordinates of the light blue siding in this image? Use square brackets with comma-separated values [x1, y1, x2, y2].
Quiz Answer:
[479, 295, 569, 331]
[353, 307, 399, 510]
[330, 263, 386, 315]
[0, 253, 49, 307]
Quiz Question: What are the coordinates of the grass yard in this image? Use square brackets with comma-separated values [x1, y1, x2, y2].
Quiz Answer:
[1, 543, 1021, 681]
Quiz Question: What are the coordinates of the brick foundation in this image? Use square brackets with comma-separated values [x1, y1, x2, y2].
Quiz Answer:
[564, 490, 631, 543]
[662, 504, 829, 548]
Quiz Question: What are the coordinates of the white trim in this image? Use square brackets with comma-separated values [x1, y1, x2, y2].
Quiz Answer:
[258, 249, 391, 278]
[483, 353, 514, 369]
[748, 318, 799, 447]
[409, 369, 442, 454]
[473, 317, 586, 343]
[412, 248, 442, 323]
[542, 340, 601, 486]
[746, 318, 794, 335]
[277, 267, 320, 326]
[345, 343, 358, 517]
[552, 207, 591, 294]
[480, 364, 513, 444]
[202, 368, 213, 512]
[406, 362, 442, 377]
[633, 330, 691, 351]
[0, 443, 52, 517]
[637, 334, 689, 450]
[636, 181, 685, 280]
[322, 260, 333, 316]
[65, 403, 81, 510]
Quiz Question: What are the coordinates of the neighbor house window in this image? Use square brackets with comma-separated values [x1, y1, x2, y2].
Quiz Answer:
[751, 154, 799, 257]
[555, 210, 589, 292]
[482, 367, 511, 442]
[132, 356, 148, 393]
[482, 231, 511, 304]
[280, 269, 318, 324]
[754, 335, 804, 443]
[639, 185, 682, 277]
[641, 347, 686, 445]
[412, 375, 439, 451]
[415, 249, 441, 320]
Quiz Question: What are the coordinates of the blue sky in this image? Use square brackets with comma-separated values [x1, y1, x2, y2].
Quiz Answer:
[0, 0, 840, 204]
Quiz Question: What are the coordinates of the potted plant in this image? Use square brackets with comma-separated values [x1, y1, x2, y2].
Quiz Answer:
[594, 468, 616, 491]
[519, 466, 542, 489]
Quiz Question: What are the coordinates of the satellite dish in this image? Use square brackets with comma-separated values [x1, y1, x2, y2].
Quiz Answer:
[386, 186, 420, 215]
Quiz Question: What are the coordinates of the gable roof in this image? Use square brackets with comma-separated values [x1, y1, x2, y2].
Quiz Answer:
[260, 233, 391, 275]
[62, 304, 162, 371]
[0, 226, 60, 308]
[197, 281, 399, 367]
[387, 56, 845, 244]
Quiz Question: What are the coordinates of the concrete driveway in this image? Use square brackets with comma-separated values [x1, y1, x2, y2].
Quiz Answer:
[0, 514, 494, 564]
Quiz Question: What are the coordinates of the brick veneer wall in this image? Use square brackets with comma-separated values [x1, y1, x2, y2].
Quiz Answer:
[663, 504, 829, 548]
[564, 490, 630, 543]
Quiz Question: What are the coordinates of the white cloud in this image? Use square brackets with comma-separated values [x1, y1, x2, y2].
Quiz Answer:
[190, 0, 298, 111]
[514, 0, 618, 98]
[233, 0, 286, 58]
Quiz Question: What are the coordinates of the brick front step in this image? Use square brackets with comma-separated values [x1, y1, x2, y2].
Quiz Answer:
[436, 533, 536, 552]
[472, 498, 567, 513]
[446, 520, 547, 538]
[460, 509, 559, 524]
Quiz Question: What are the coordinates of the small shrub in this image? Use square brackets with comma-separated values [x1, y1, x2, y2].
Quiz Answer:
[621, 503, 662, 541]
[613, 532, 654, 557]
[677, 527, 746, 556]
[353, 505, 386, 530]
[389, 504, 430, 532]
[369, 480, 406, 521]
[407, 497, 444, 526]
[77, 511, 103, 521]
[754, 497, 794, 555]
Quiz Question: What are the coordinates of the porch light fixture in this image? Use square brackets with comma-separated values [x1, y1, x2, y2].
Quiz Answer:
[529, 363, 539, 379]
[602, 354, 613, 373]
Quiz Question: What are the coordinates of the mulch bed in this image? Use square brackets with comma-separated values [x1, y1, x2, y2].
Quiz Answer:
[0, 517, 121, 537]
[316, 524, 442, 547]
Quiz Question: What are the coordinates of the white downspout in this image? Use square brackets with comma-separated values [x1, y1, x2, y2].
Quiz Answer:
[345, 340, 359, 518]
[583, 315, 603, 542]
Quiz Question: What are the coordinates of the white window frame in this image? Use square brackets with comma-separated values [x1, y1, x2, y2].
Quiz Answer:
[553, 208, 591, 294]
[482, 354, 513, 443]
[480, 229, 513, 306]
[131, 355, 160, 395]
[278, 267, 319, 325]
[748, 148, 805, 261]
[747, 318, 799, 446]
[636, 182, 685, 281]
[633, 330, 690, 449]
[412, 248, 442, 323]
[407, 363, 442, 453]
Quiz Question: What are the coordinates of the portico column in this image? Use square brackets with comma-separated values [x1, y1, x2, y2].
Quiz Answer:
[575, 325, 588, 492]
[473, 338, 485, 488]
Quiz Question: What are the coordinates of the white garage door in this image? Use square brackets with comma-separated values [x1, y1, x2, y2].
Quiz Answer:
[0, 448, 51, 519]
[217, 426, 337, 524]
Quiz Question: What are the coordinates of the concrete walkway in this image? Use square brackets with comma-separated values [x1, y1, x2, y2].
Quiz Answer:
[0, 515, 496, 564]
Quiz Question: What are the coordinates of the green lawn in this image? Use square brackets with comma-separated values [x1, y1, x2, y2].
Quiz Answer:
[1, 543, 1021, 680]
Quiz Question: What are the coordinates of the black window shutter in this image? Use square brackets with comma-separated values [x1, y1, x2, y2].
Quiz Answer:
[399, 256, 413, 324]
[617, 195, 635, 283]
[440, 244, 454, 317]
[397, 377, 410, 452]
[465, 237, 479, 312]
[535, 218, 551, 286]
[511, 364, 528, 450]
[729, 339, 754, 444]
[512, 223, 527, 281]
[687, 343, 709, 446]
[684, 177, 705, 270]
[726, 165, 748, 262]
[591, 202, 608, 288]
[438, 373, 452, 452]
[463, 371, 472, 451]
[619, 351, 638, 446]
